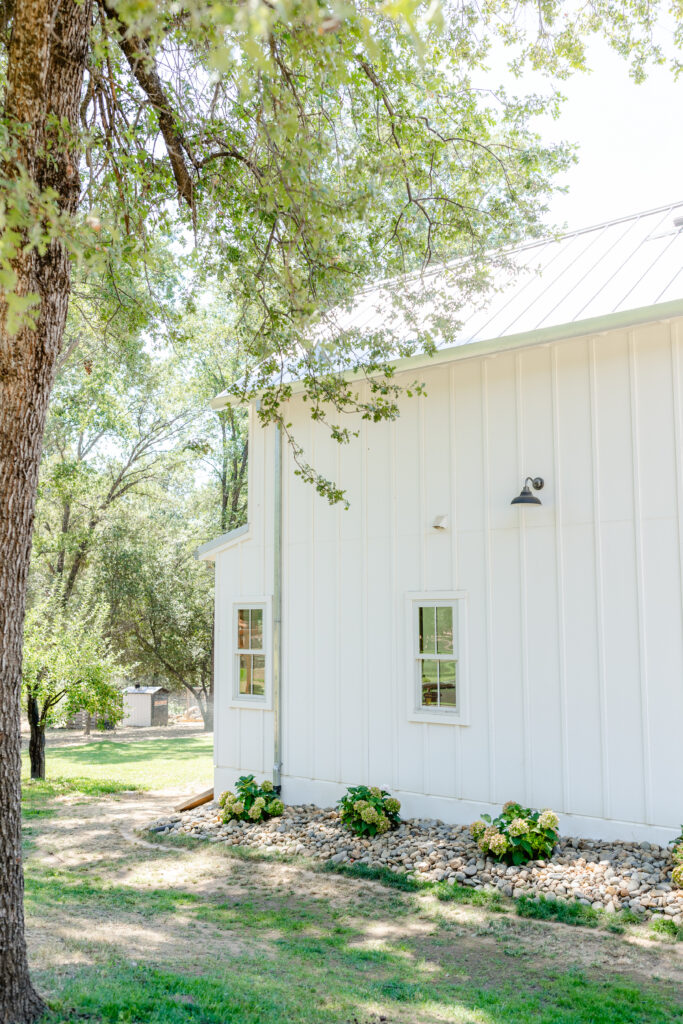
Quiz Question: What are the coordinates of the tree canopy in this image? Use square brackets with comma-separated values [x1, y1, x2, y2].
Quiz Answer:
[22, 589, 124, 778]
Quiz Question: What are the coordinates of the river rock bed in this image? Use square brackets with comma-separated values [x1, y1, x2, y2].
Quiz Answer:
[146, 803, 683, 922]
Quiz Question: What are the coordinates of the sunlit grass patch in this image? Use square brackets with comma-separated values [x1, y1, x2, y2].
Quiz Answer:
[650, 917, 683, 942]
[21, 734, 213, 792]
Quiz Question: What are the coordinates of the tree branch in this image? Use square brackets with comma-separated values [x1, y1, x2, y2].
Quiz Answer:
[98, 0, 195, 211]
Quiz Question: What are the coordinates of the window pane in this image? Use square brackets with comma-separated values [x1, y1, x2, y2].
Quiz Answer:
[238, 610, 250, 650]
[419, 606, 436, 654]
[420, 659, 439, 706]
[436, 605, 453, 655]
[252, 655, 265, 696]
[239, 654, 252, 694]
[438, 660, 457, 707]
[250, 608, 263, 650]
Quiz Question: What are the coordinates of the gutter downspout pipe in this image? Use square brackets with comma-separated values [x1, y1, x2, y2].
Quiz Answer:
[273, 421, 283, 791]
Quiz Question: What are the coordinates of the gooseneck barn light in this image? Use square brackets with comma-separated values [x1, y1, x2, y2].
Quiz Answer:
[511, 477, 544, 506]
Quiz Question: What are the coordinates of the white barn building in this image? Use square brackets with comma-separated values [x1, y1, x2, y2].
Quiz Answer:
[198, 204, 683, 843]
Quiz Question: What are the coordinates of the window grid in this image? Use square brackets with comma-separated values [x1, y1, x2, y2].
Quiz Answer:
[235, 606, 265, 698]
[417, 603, 457, 711]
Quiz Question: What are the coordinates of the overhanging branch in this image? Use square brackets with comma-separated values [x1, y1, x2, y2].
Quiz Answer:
[98, 0, 195, 211]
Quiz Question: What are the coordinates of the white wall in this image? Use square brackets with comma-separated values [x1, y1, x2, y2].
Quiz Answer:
[214, 316, 683, 841]
[122, 692, 152, 728]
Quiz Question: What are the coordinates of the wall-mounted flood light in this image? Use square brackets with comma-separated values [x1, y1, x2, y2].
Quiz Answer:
[433, 515, 449, 530]
[511, 477, 544, 506]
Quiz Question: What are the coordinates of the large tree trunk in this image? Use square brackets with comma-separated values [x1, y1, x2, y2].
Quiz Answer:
[0, 1, 92, 1020]
[26, 697, 45, 781]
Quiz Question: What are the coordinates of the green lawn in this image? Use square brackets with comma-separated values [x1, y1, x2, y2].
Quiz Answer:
[41, 957, 683, 1024]
[19, 735, 683, 1024]
[22, 734, 213, 792]
[30, 861, 683, 1024]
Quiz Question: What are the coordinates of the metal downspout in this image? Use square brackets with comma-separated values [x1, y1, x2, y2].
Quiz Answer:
[273, 422, 283, 790]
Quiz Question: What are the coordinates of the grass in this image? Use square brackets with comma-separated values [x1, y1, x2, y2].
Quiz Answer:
[320, 859, 423, 891]
[650, 917, 683, 942]
[21, 734, 213, 792]
[26, 847, 683, 1024]
[516, 893, 601, 927]
[19, 734, 683, 1024]
[321, 859, 507, 910]
[38, 949, 683, 1024]
[22, 776, 142, 820]
[40, 959, 681, 1024]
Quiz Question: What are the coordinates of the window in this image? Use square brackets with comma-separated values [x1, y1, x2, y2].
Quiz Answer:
[407, 593, 467, 724]
[235, 606, 265, 698]
[417, 603, 457, 709]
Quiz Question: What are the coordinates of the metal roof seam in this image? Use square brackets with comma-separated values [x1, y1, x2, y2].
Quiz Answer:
[613, 226, 681, 314]
[571, 207, 672, 321]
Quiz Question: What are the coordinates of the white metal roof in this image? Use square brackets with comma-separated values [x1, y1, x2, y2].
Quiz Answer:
[431, 200, 683, 347]
[211, 201, 683, 409]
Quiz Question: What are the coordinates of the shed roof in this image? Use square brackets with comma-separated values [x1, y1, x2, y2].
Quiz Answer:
[123, 686, 168, 695]
[211, 201, 683, 410]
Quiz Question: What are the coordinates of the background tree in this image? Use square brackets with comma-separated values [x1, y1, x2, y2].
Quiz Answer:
[22, 593, 124, 780]
[173, 298, 251, 535]
[31, 288, 248, 731]
[99, 498, 216, 729]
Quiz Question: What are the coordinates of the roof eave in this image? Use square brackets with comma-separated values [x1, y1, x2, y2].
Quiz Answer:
[195, 523, 250, 561]
[209, 298, 683, 411]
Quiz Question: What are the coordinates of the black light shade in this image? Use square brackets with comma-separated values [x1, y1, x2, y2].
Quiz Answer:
[511, 477, 544, 506]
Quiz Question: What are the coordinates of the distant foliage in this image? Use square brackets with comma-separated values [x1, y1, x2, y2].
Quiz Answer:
[470, 801, 560, 865]
[23, 594, 125, 730]
[671, 827, 683, 889]
[338, 785, 401, 837]
[219, 775, 284, 824]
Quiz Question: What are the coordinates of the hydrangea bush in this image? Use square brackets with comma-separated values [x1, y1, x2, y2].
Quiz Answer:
[671, 826, 683, 889]
[470, 801, 560, 865]
[219, 774, 284, 824]
[338, 785, 401, 837]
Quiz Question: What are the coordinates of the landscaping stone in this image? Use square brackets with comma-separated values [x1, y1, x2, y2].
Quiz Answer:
[144, 803, 683, 920]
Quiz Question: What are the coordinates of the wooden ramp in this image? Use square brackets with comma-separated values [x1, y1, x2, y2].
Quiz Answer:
[174, 787, 214, 813]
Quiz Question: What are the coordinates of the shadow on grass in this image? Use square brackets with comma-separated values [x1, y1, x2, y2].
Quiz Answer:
[26, 862, 683, 1024]
[40, 956, 683, 1024]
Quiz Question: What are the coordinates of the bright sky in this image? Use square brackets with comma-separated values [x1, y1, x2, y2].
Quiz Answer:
[537, 40, 683, 230]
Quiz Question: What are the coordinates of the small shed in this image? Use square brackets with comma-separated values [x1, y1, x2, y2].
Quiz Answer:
[122, 685, 169, 727]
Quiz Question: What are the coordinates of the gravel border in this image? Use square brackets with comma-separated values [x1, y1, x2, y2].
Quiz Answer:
[146, 803, 683, 923]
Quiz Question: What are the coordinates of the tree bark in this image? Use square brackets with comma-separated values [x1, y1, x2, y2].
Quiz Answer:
[0, 1, 92, 1019]
[26, 697, 45, 781]
[201, 699, 214, 732]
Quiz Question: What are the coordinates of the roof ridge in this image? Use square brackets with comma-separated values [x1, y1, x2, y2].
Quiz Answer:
[347, 200, 683, 300]
[515, 199, 683, 250]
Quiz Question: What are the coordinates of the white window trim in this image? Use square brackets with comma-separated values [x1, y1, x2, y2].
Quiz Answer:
[406, 590, 469, 726]
[229, 597, 272, 709]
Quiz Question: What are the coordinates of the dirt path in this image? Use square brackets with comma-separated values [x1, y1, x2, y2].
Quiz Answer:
[24, 787, 683, 1012]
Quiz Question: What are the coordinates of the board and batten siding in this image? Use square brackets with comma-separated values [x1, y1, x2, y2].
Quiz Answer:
[213, 316, 683, 842]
